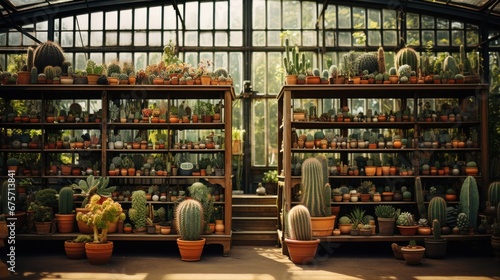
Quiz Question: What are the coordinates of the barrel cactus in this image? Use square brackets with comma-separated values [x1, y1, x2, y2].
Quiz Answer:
[58, 186, 74, 214]
[301, 157, 330, 217]
[188, 182, 215, 234]
[33, 41, 65, 75]
[175, 199, 203, 240]
[428, 196, 447, 227]
[459, 176, 479, 229]
[395, 47, 418, 72]
[397, 212, 415, 226]
[443, 55, 459, 76]
[456, 212, 469, 232]
[488, 181, 500, 206]
[288, 205, 313, 240]
[355, 53, 379, 74]
[129, 190, 147, 230]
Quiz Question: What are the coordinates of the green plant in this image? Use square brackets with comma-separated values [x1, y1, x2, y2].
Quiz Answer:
[30, 66, 38, 83]
[188, 182, 215, 234]
[58, 186, 74, 214]
[428, 196, 447, 227]
[76, 195, 125, 243]
[35, 188, 58, 208]
[74, 234, 93, 243]
[348, 207, 366, 226]
[283, 38, 300, 75]
[415, 177, 426, 219]
[358, 180, 374, 194]
[287, 205, 313, 240]
[374, 205, 398, 219]
[395, 47, 418, 72]
[338, 216, 351, 225]
[300, 156, 331, 217]
[33, 41, 65, 74]
[431, 219, 441, 239]
[397, 212, 415, 226]
[262, 170, 278, 184]
[355, 53, 379, 74]
[459, 176, 479, 230]
[175, 199, 203, 240]
[129, 190, 147, 230]
[71, 175, 116, 207]
[456, 212, 469, 232]
[443, 55, 459, 76]
[6, 158, 19, 166]
[377, 46, 386, 74]
[86, 59, 104, 75]
[31, 203, 53, 222]
[488, 181, 500, 207]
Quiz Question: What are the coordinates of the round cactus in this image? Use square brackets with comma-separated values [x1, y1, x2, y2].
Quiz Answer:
[175, 199, 203, 240]
[428, 196, 447, 227]
[338, 216, 352, 224]
[443, 55, 459, 76]
[288, 205, 313, 240]
[395, 47, 419, 72]
[355, 53, 379, 74]
[397, 212, 414, 226]
[33, 41, 65, 75]
[488, 181, 500, 206]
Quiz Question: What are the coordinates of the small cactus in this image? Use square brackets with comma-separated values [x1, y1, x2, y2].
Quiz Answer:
[457, 212, 469, 232]
[432, 219, 442, 239]
[58, 186, 74, 214]
[288, 205, 313, 240]
[397, 212, 415, 226]
[428, 196, 447, 227]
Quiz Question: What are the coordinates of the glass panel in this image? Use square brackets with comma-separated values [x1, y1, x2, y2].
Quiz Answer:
[368, 9, 381, 29]
[267, 31, 281, 46]
[406, 13, 419, 29]
[466, 30, 479, 46]
[74, 32, 87, 47]
[325, 31, 335, 47]
[105, 31, 117, 46]
[184, 31, 199, 46]
[230, 31, 243, 46]
[120, 10, 132, 30]
[184, 2, 198, 30]
[338, 31, 351, 46]
[60, 32, 73, 47]
[368, 30, 381, 46]
[422, 30, 434, 46]
[267, 0, 281, 29]
[268, 99, 278, 166]
[36, 21, 48, 30]
[383, 9, 396, 29]
[134, 52, 147, 73]
[61, 17, 73, 30]
[0, 33, 6, 46]
[119, 32, 132, 46]
[252, 52, 266, 96]
[91, 12, 103, 30]
[353, 31, 366, 46]
[437, 30, 450, 46]
[200, 2, 214, 30]
[215, 32, 228, 46]
[324, 5, 336, 29]
[104, 53, 117, 64]
[164, 6, 176, 29]
[148, 31, 162, 47]
[252, 99, 266, 166]
[215, 2, 228, 29]
[302, 1, 317, 29]
[338, 6, 351, 28]
[76, 14, 88, 30]
[134, 8, 147, 30]
[452, 21, 464, 29]
[90, 31, 102, 47]
[253, 31, 266, 46]
[353, 7, 365, 29]
[383, 31, 397, 46]
[303, 31, 317, 47]
[134, 32, 147, 47]
[106, 11, 118, 30]
[149, 7, 162, 29]
[437, 18, 449, 29]
[149, 53, 161, 66]
[230, 0, 243, 29]
[452, 30, 464, 46]
[421, 15, 434, 29]
[252, 0, 265, 29]
[22, 33, 36, 46]
[406, 30, 420, 46]
[267, 52, 281, 94]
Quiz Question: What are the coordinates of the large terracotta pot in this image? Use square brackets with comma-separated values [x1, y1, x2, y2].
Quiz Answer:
[176, 238, 206, 261]
[378, 217, 395, 236]
[397, 225, 419, 236]
[401, 246, 426, 265]
[285, 238, 320, 264]
[85, 241, 114, 265]
[65, 240, 86, 259]
[55, 213, 76, 233]
[35, 221, 52, 234]
[311, 216, 335, 236]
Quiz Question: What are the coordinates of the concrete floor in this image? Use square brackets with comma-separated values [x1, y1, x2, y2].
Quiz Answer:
[5, 240, 500, 280]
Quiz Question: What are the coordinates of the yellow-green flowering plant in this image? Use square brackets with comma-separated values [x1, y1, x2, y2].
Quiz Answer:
[76, 195, 125, 243]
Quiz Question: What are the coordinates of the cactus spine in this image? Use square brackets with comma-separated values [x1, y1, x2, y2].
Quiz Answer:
[420, 55, 430, 76]
[415, 177, 426, 219]
[428, 196, 447, 227]
[457, 212, 469, 232]
[288, 205, 313, 240]
[175, 199, 203, 240]
[33, 40, 65, 74]
[395, 47, 418, 72]
[129, 190, 147, 230]
[487, 181, 500, 206]
[459, 176, 479, 229]
[301, 157, 329, 217]
[188, 182, 214, 234]
[58, 186, 74, 214]
[315, 154, 331, 216]
[432, 219, 442, 239]
[377, 46, 386, 74]
[26, 47, 34, 70]
[356, 53, 379, 74]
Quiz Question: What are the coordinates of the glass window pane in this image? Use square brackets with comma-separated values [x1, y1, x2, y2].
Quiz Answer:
[61, 32, 73, 47]
[325, 31, 335, 47]
[437, 18, 449, 29]
[230, 0, 243, 29]
[76, 14, 88, 30]
[61, 17, 73, 31]
[105, 31, 117, 46]
[267, 31, 281, 46]
[467, 30, 479, 46]
[267, 0, 281, 29]
[437, 30, 450, 46]
[302, 1, 317, 29]
[120, 10, 132, 30]
[22, 33, 36, 46]
[200, 2, 214, 30]
[90, 31, 102, 47]
[452, 30, 464, 46]
[91, 12, 103, 30]
[368, 9, 381, 29]
[134, 52, 147, 72]
[253, 31, 266, 46]
[383, 10, 396, 29]
[148, 31, 162, 47]
[134, 32, 147, 46]
[338, 6, 351, 28]
[383, 31, 397, 46]
[0, 33, 6, 46]
[422, 31, 434, 46]
[338, 32, 351, 46]
[421, 15, 434, 29]
[106, 11, 118, 30]
[353, 7, 365, 29]
[252, 52, 266, 95]
[185, 31, 199, 46]
[149, 7, 162, 29]
[120, 32, 132, 46]
[368, 30, 381, 46]
[215, 2, 228, 29]
[164, 6, 176, 29]
[252, 0, 265, 29]
[36, 21, 48, 30]
[252, 99, 266, 166]
[8, 32, 21, 46]
[302, 31, 317, 46]
[324, 5, 336, 29]
[74, 32, 87, 47]
[406, 13, 419, 29]
[407, 30, 420, 46]
[185, 2, 198, 30]
[268, 52, 281, 94]
[134, 8, 147, 30]
[230, 31, 243, 46]
[215, 32, 228, 46]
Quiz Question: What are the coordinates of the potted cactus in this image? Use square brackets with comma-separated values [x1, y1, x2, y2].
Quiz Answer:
[397, 211, 419, 235]
[55, 186, 75, 233]
[284, 205, 320, 264]
[401, 240, 426, 265]
[175, 199, 205, 261]
[424, 219, 447, 258]
[129, 190, 147, 232]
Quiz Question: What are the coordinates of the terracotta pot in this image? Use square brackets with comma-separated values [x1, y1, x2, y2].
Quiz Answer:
[176, 238, 206, 261]
[85, 241, 114, 265]
[35, 221, 52, 234]
[378, 217, 395, 236]
[338, 224, 352, 235]
[397, 225, 419, 235]
[401, 246, 426, 265]
[76, 208, 93, 233]
[285, 238, 320, 265]
[55, 213, 76, 233]
[311, 216, 335, 237]
[65, 240, 86, 259]
[417, 227, 431, 235]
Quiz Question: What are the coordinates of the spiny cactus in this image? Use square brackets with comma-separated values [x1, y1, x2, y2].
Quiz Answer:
[397, 211, 415, 226]
[26, 47, 34, 70]
[315, 154, 331, 217]
[30, 67, 38, 84]
[288, 205, 313, 240]
[428, 196, 447, 227]
[415, 177, 427, 219]
[355, 53, 379, 74]
[175, 199, 203, 240]
[395, 47, 419, 72]
[443, 55, 459, 76]
[460, 176, 479, 229]
[188, 182, 215, 234]
[432, 219, 442, 239]
[58, 186, 74, 214]
[420, 55, 430, 76]
[457, 212, 469, 232]
[377, 46, 386, 74]
[460, 44, 473, 75]
[33, 41, 65, 75]
[129, 190, 147, 230]
[301, 157, 330, 217]
[488, 181, 500, 206]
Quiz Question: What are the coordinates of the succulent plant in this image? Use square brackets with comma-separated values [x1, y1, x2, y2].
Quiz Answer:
[175, 199, 203, 240]
[287, 205, 313, 240]
[397, 211, 415, 226]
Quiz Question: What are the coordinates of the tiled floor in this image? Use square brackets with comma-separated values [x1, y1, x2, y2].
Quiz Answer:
[6, 240, 500, 280]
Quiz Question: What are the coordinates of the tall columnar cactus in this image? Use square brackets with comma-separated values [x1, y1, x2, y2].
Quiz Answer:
[377, 46, 386, 74]
[415, 177, 427, 219]
[30, 67, 38, 84]
[420, 55, 430, 76]
[129, 190, 147, 230]
[460, 44, 473, 75]
[175, 199, 203, 240]
[488, 181, 500, 206]
[301, 157, 329, 217]
[443, 55, 459, 76]
[395, 47, 418, 72]
[356, 53, 379, 74]
[33, 41, 65, 74]
[460, 176, 479, 229]
[428, 196, 447, 227]
[58, 186, 74, 214]
[432, 219, 442, 239]
[315, 154, 331, 217]
[288, 205, 313, 240]
[26, 47, 34, 70]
